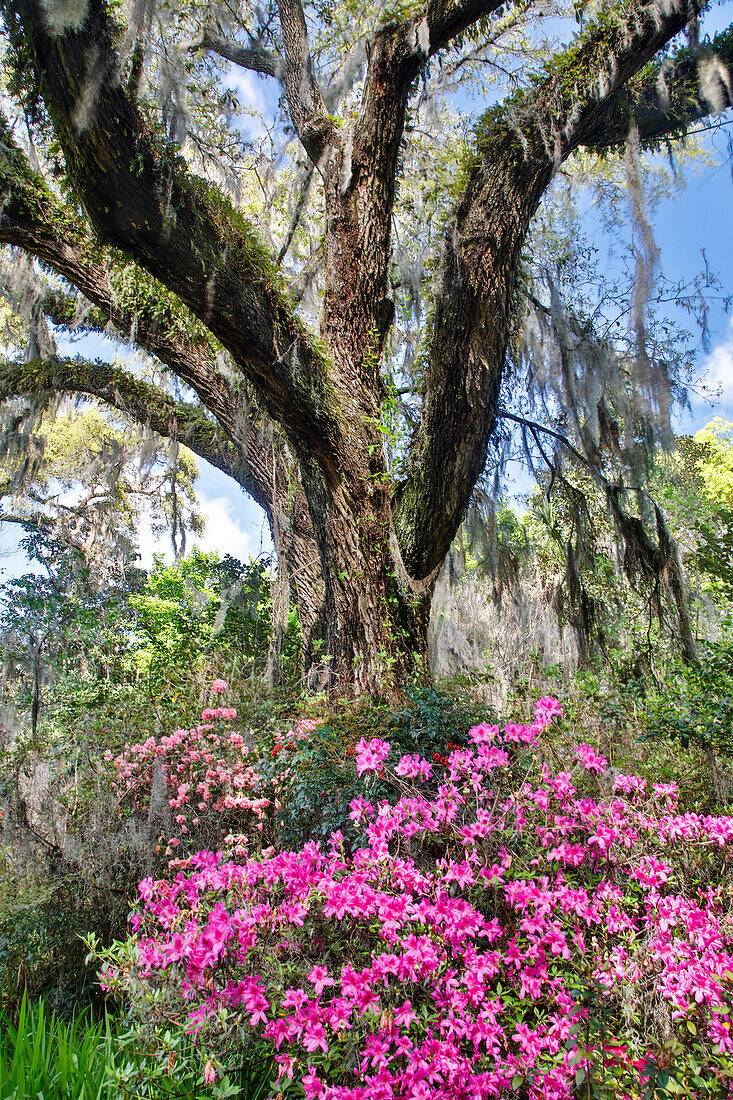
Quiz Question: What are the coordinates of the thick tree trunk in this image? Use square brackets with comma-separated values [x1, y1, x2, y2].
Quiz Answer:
[306, 477, 434, 697]
[298, 401, 434, 697]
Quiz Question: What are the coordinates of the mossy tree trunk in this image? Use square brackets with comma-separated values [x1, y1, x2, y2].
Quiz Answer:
[0, 0, 730, 696]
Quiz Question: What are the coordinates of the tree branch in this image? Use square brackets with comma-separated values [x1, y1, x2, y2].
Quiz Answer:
[196, 29, 283, 80]
[319, 0, 506, 377]
[393, 0, 714, 579]
[0, 511, 51, 530]
[275, 0, 336, 163]
[0, 355, 268, 498]
[579, 24, 733, 149]
[0, 117, 248, 434]
[2, 0, 341, 475]
[422, 0, 514, 57]
[496, 410, 606, 483]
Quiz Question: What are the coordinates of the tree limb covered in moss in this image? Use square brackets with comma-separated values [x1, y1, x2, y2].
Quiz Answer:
[0, 112, 237, 418]
[196, 29, 283, 80]
[0, 355, 264, 496]
[393, 0, 721, 580]
[0, 117, 307, 517]
[579, 23, 733, 149]
[421, 0, 518, 57]
[1, 0, 341, 474]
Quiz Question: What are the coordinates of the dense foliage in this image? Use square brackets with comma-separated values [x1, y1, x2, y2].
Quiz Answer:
[2, 0, 731, 693]
[88, 696, 733, 1100]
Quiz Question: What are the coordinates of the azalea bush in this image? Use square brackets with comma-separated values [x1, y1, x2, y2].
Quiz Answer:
[109, 684, 485, 856]
[107, 680, 273, 855]
[97, 697, 733, 1099]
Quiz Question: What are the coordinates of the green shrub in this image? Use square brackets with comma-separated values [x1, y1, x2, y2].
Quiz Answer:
[0, 882, 119, 1017]
[640, 637, 733, 756]
[0, 993, 273, 1099]
[263, 686, 489, 846]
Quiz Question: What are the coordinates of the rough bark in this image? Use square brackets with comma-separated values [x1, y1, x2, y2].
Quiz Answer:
[393, 0, 712, 580]
[2, 0, 340, 470]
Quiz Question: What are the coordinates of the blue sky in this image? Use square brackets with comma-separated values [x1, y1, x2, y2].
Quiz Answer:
[1, 12, 732, 581]
[655, 136, 733, 430]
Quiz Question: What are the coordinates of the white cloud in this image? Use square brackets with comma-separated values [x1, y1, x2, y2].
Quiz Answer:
[135, 494, 253, 570]
[225, 66, 270, 141]
[192, 495, 253, 560]
[699, 319, 733, 408]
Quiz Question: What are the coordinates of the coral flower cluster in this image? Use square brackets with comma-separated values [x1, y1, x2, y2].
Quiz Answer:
[99, 696, 733, 1099]
[107, 685, 265, 836]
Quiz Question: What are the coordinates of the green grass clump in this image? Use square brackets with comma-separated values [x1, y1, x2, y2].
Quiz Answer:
[0, 995, 114, 1099]
[0, 993, 275, 1099]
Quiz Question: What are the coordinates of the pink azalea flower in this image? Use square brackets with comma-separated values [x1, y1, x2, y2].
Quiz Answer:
[307, 964, 335, 996]
[534, 696, 563, 725]
[395, 754, 433, 780]
[652, 781, 679, 800]
[394, 999, 417, 1029]
[282, 987, 308, 1008]
[303, 1021, 329, 1054]
[302, 1065, 324, 1099]
[354, 737, 391, 776]
[573, 744, 608, 772]
[468, 722, 499, 744]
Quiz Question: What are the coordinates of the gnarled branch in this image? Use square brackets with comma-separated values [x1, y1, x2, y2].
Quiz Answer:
[0, 355, 258, 493]
[579, 24, 733, 149]
[276, 0, 336, 163]
[393, 0, 718, 579]
[2, 0, 341, 475]
[197, 29, 283, 80]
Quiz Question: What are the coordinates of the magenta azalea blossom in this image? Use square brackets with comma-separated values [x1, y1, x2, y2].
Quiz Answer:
[573, 743, 608, 772]
[307, 965, 335, 997]
[394, 753, 433, 780]
[104, 696, 733, 1100]
[534, 696, 563, 725]
[354, 737, 391, 776]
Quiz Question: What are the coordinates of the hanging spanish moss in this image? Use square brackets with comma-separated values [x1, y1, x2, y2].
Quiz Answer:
[442, 121, 710, 669]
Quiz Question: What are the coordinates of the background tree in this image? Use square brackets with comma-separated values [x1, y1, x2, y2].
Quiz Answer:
[0, 0, 732, 695]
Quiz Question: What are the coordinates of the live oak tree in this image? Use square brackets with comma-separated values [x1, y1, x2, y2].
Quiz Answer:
[0, 0, 732, 697]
